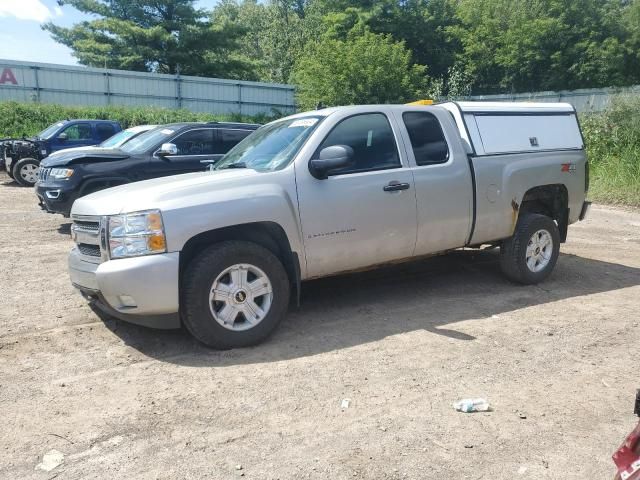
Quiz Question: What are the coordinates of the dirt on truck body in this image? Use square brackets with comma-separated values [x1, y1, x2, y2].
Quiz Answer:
[0, 170, 639, 479]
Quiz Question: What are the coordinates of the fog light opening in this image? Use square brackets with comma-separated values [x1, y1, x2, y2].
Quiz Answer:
[118, 295, 137, 308]
[45, 190, 61, 199]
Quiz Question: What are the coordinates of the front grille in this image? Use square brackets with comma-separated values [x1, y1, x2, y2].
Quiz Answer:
[78, 243, 101, 257]
[72, 215, 102, 262]
[38, 167, 50, 181]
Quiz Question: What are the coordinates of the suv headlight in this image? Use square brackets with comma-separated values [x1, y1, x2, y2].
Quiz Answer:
[50, 168, 74, 179]
[108, 210, 167, 259]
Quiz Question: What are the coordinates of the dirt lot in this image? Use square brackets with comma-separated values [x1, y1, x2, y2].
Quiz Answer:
[0, 170, 638, 480]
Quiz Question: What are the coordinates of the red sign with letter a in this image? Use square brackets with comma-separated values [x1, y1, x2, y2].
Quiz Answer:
[0, 68, 18, 85]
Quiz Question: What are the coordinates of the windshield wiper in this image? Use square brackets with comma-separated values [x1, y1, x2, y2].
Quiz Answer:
[223, 162, 248, 169]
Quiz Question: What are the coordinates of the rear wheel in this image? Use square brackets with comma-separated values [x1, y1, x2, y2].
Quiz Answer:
[13, 158, 40, 186]
[499, 213, 560, 284]
[182, 241, 290, 349]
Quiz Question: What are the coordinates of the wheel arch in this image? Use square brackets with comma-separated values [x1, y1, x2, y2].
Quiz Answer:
[79, 177, 129, 196]
[516, 184, 569, 242]
[179, 221, 301, 305]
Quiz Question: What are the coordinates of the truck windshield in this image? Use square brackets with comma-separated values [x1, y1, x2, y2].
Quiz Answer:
[120, 127, 177, 154]
[215, 116, 322, 172]
[37, 122, 66, 140]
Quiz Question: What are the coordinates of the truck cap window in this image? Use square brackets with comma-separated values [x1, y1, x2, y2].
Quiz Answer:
[402, 112, 449, 165]
[216, 117, 321, 172]
[317, 113, 400, 175]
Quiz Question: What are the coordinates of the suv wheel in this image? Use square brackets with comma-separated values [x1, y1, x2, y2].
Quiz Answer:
[13, 158, 40, 187]
[182, 241, 290, 349]
[499, 213, 560, 284]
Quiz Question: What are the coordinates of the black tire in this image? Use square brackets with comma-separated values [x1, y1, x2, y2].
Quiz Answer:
[499, 213, 560, 284]
[182, 241, 290, 349]
[13, 158, 40, 187]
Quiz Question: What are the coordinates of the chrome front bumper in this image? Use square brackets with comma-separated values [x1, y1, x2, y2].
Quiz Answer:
[69, 248, 181, 329]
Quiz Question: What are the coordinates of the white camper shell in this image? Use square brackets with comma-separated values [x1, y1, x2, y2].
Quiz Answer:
[439, 101, 584, 156]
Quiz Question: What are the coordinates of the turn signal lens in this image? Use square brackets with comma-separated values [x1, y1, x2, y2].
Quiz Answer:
[147, 234, 166, 252]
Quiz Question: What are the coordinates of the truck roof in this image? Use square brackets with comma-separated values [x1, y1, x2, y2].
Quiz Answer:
[281, 101, 576, 121]
[443, 101, 576, 114]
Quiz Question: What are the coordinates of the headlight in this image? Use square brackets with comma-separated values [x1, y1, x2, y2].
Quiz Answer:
[108, 210, 167, 259]
[50, 168, 74, 179]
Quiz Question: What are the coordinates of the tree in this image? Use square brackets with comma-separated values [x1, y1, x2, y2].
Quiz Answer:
[292, 23, 430, 109]
[44, 0, 256, 79]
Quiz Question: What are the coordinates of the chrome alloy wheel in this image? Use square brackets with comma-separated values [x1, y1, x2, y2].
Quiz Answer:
[209, 263, 273, 331]
[20, 164, 39, 184]
[525, 229, 553, 273]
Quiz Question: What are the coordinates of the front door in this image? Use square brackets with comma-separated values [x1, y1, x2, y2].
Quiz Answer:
[151, 128, 222, 177]
[296, 112, 417, 278]
[52, 122, 94, 152]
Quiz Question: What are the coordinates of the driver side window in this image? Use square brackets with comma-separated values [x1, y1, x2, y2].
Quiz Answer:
[317, 113, 400, 175]
[61, 123, 92, 140]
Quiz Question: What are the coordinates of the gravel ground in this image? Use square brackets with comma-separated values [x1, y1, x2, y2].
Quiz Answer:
[0, 170, 639, 480]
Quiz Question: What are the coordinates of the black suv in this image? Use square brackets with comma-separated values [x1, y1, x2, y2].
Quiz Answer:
[35, 122, 259, 216]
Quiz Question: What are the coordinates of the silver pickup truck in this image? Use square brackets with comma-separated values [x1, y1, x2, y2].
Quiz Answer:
[68, 102, 590, 348]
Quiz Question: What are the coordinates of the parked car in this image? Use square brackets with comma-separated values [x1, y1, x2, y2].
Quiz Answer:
[3, 119, 122, 187]
[613, 391, 640, 480]
[45, 124, 157, 159]
[67, 102, 590, 349]
[36, 122, 259, 217]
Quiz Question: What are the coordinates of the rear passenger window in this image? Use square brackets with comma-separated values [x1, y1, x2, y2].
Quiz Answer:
[402, 112, 449, 165]
[317, 113, 400, 175]
[215, 129, 252, 154]
[96, 124, 116, 142]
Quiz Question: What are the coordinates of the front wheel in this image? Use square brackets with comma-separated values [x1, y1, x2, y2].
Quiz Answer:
[182, 241, 290, 349]
[13, 158, 40, 186]
[499, 213, 560, 284]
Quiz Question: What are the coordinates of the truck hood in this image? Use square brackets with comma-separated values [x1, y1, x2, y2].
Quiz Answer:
[71, 169, 264, 216]
[41, 148, 129, 167]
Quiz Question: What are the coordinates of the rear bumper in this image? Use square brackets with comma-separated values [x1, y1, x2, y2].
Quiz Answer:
[579, 201, 591, 221]
[69, 248, 181, 329]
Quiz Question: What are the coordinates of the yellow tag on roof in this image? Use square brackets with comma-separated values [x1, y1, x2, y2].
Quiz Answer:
[405, 99, 434, 106]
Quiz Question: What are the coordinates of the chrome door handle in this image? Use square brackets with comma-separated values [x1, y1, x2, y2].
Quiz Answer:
[383, 181, 410, 192]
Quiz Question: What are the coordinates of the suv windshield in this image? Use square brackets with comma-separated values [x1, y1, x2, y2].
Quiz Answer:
[215, 117, 321, 172]
[37, 122, 66, 140]
[100, 129, 137, 148]
[120, 126, 179, 154]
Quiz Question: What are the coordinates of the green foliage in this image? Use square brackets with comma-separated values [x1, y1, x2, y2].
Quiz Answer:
[45, 0, 256, 79]
[453, 0, 640, 93]
[292, 23, 429, 109]
[0, 101, 272, 138]
[581, 97, 640, 206]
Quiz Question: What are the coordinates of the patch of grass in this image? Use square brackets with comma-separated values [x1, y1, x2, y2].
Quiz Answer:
[0, 101, 281, 138]
[581, 96, 640, 207]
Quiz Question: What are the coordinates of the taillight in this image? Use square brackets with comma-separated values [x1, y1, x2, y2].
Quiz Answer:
[585, 160, 590, 193]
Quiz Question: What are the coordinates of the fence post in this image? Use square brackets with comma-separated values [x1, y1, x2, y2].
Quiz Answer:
[31, 66, 41, 103]
[175, 71, 182, 109]
[237, 83, 242, 117]
[104, 71, 111, 105]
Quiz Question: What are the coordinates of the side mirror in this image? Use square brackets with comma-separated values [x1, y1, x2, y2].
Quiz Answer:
[158, 143, 178, 156]
[58, 133, 68, 141]
[309, 145, 354, 179]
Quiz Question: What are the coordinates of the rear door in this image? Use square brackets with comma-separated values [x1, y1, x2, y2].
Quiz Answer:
[395, 109, 473, 254]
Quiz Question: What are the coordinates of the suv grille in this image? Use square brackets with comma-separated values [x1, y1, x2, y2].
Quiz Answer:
[38, 167, 51, 181]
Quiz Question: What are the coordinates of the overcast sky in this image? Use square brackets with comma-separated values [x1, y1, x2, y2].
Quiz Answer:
[0, 0, 219, 66]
